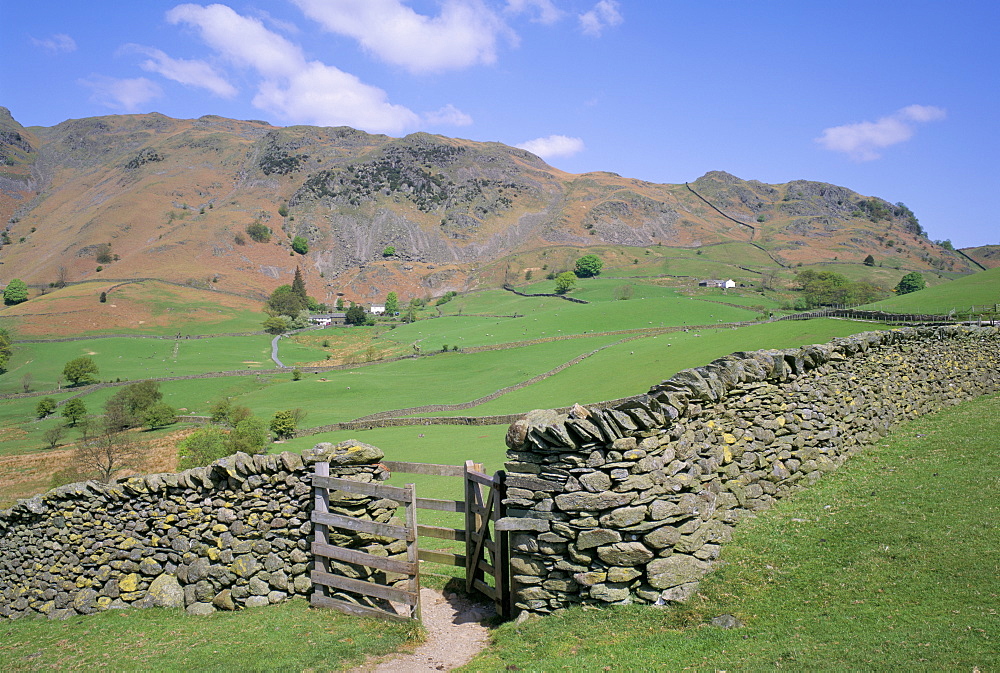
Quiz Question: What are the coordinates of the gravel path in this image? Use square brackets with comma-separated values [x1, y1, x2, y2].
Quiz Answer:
[351, 588, 495, 672]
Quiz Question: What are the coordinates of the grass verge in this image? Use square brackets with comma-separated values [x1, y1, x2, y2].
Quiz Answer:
[0, 598, 420, 672]
[465, 391, 1000, 671]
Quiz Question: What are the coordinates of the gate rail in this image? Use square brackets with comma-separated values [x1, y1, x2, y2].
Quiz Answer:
[310, 461, 421, 622]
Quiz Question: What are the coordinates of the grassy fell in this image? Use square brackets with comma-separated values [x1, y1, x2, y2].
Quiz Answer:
[466, 392, 1000, 671]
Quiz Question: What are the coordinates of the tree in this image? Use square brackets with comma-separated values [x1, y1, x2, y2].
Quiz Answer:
[292, 266, 307, 304]
[246, 222, 271, 243]
[345, 303, 367, 326]
[143, 402, 177, 429]
[0, 327, 11, 373]
[574, 254, 603, 278]
[43, 425, 65, 450]
[554, 271, 576, 294]
[21, 372, 31, 393]
[63, 356, 99, 386]
[3, 278, 28, 305]
[228, 416, 268, 453]
[270, 409, 298, 440]
[263, 316, 289, 334]
[76, 417, 139, 482]
[863, 254, 876, 266]
[62, 398, 88, 426]
[100, 291, 107, 303]
[382, 245, 395, 257]
[384, 291, 399, 315]
[895, 271, 926, 295]
[291, 236, 309, 254]
[105, 380, 163, 430]
[178, 426, 230, 469]
[266, 284, 307, 317]
[36, 397, 57, 418]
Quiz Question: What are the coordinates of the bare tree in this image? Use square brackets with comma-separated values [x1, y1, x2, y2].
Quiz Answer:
[75, 419, 140, 482]
[55, 266, 69, 288]
[21, 372, 32, 393]
[43, 425, 65, 449]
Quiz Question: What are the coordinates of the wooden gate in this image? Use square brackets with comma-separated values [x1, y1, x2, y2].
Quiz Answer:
[310, 461, 421, 622]
[381, 460, 510, 620]
[310, 460, 510, 622]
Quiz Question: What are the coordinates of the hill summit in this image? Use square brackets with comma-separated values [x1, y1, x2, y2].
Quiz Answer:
[0, 109, 973, 301]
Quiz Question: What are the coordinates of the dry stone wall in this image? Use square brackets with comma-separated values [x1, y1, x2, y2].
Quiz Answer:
[0, 441, 392, 621]
[501, 325, 1000, 616]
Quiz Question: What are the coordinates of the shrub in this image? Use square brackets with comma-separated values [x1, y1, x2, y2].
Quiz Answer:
[246, 222, 271, 243]
[291, 369, 302, 381]
[382, 245, 396, 256]
[178, 427, 230, 469]
[895, 271, 926, 295]
[292, 236, 309, 254]
[270, 410, 297, 440]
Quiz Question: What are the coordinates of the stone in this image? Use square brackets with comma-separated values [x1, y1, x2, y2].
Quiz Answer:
[711, 613, 744, 629]
[212, 589, 236, 611]
[647, 556, 711, 589]
[578, 471, 612, 493]
[231, 554, 259, 578]
[244, 595, 270, 608]
[554, 491, 636, 512]
[147, 574, 184, 609]
[576, 528, 621, 550]
[589, 582, 630, 602]
[596, 542, 654, 567]
[186, 602, 216, 616]
[303, 440, 384, 466]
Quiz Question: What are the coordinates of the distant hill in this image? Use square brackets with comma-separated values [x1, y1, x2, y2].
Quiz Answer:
[960, 244, 1000, 269]
[0, 107, 976, 304]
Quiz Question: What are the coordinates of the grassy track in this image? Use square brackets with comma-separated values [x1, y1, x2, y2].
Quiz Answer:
[0, 598, 418, 672]
[465, 392, 1000, 671]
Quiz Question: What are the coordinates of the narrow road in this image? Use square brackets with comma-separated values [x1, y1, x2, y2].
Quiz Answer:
[271, 334, 284, 368]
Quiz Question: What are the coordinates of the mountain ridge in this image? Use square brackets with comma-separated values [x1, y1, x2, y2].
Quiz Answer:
[0, 108, 976, 302]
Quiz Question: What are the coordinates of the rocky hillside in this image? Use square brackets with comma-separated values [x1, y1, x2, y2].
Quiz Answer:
[0, 107, 974, 303]
[960, 245, 1000, 269]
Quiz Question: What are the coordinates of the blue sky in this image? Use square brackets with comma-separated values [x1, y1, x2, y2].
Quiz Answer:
[3, 1, 998, 248]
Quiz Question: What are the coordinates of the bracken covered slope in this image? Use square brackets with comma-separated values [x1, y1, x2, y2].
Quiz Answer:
[0, 108, 973, 302]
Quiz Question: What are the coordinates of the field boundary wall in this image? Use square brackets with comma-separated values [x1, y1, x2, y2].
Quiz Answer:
[499, 325, 1000, 615]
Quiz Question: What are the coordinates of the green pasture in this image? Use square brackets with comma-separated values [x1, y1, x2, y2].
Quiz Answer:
[416, 318, 878, 416]
[232, 335, 626, 427]
[862, 265, 1000, 314]
[468, 391, 1000, 671]
[0, 335, 277, 395]
[382, 290, 758, 351]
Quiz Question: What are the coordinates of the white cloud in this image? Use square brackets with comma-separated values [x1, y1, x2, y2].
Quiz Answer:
[506, 0, 562, 24]
[253, 62, 420, 133]
[816, 104, 947, 161]
[517, 134, 584, 159]
[579, 0, 622, 37]
[126, 45, 238, 98]
[291, 0, 513, 74]
[78, 75, 163, 112]
[425, 103, 473, 126]
[167, 4, 304, 78]
[31, 33, 77, 54]
[166, 3, 421, 133]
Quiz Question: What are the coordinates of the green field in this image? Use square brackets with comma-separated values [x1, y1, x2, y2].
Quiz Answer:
[862, 265, 1000, 314]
